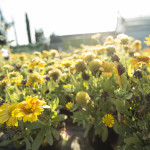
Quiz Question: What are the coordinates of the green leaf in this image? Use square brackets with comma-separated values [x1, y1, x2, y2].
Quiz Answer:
[32, 127, 46, 150]
[25, 138, 31, 150]
[46, 130, 53, 146]
[25, 121, 45, 130]
[145, 146, 150, 150]
[94, 124, 103, 136]
[102, 127, 108, 142]
[53, 114, 68, 123]
[50, 98, 59, 111]
[71, 103, 79, 112]
[0, 140, 13, 147]
[121, 74, 129, 89]
[41, 68, 46, 76]
[0, 135, 22, 147]
[124, 137, 140, 145]
[112, 99, 130, 115]
[50, 127, 60, 140]
[113, 120, 126, 137]
[125, 93, 133, 99]
[137, 120, 145, 128]
[84, 124, 92, 137]
[113, 121, 120, 134]
[103, 80, 114, 93]
[51, 111, 57, 119]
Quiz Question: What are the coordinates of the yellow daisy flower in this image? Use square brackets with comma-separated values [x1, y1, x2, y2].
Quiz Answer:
[130, 56, 150, 68]
[102, 114, 114, 128]
[12, 96, 46, 123]
[11, 74, 23, 86]
[29, 57, 46, 69]
[66, 102, 73, 110]
[42, 50, 50, 57]
[19, 54, 26, 61]
[0, 103, 19, 126]
[131, 40, 142, 50]
[144, 36, 150, 46]
[49, 49, 58, 57]
[100, 61, 114, 77]
[26, 72, 43, 87]
[59, 60, 74, 67]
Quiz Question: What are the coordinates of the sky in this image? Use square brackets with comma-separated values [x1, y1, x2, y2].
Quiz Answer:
[0, 0, 150, 45]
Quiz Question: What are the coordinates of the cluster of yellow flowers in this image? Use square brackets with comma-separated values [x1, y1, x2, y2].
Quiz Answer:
[0, 33, 150, 146]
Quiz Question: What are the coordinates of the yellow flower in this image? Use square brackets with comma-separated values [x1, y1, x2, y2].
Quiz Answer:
[12, 96, 46, 123]
[83, 52, 96, 62]
[59, 60, 73, 67]
[130, 56, 150, 69]
[2, 64, 11, 70]
[105, 36, 114, 43]
[129, 57, 147, 77]
[29, 57, 46, 69]
[95, 47, 106, 55]
[102, 114, 114, 128]
[100, 61, 114, 77]
[0, 79, 8, 87]
[115, 34, 128, 44]
[11, 74, 23, 86]
[19, 54, 26, 61]
[26, 72, 43, 87]
[9, 72, 18, 76]
[42, 50, 50, 57]
[131, 40, 142, 50]
[113, 63, 122, 88]
[136, 56, 150, 62]
[119, 34, 129, 45]
[102, 72, 113, 77]
[144, 35, 150, 46]
[38, 60, 46, 68]
[49, 49, 58, 57]
[66, 102, 73, 110]
[34, 51, 41, 57]
[0, 103, 19, 126]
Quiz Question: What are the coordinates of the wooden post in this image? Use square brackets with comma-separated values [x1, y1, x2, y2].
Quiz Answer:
[25, 13, 32, 44]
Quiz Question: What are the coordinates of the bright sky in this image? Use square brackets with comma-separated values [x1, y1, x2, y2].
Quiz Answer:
[0, 0, 150, 45]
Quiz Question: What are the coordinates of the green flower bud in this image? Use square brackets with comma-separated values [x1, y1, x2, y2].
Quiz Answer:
[105, 45, 116, 56]
[75, 59, 86, 72]
[75, 91, 90, 106]
[49, 69, 62, 80]
[89, 59, 102, 75]
[49, 49, 58, 57]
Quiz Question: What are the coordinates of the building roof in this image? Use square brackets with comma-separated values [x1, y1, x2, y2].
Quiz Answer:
[53, 31, 116, 40]
[124, 16, 150, 26]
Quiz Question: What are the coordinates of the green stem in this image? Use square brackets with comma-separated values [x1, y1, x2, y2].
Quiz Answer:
[6, 89, 12, 103]
[6, 70, 10, 83]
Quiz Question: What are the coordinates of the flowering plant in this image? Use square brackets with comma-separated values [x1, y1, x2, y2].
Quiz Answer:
[0, 34, 150, 150]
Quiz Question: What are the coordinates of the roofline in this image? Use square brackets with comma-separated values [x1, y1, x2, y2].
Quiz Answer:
[54, 30, 116, 38]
